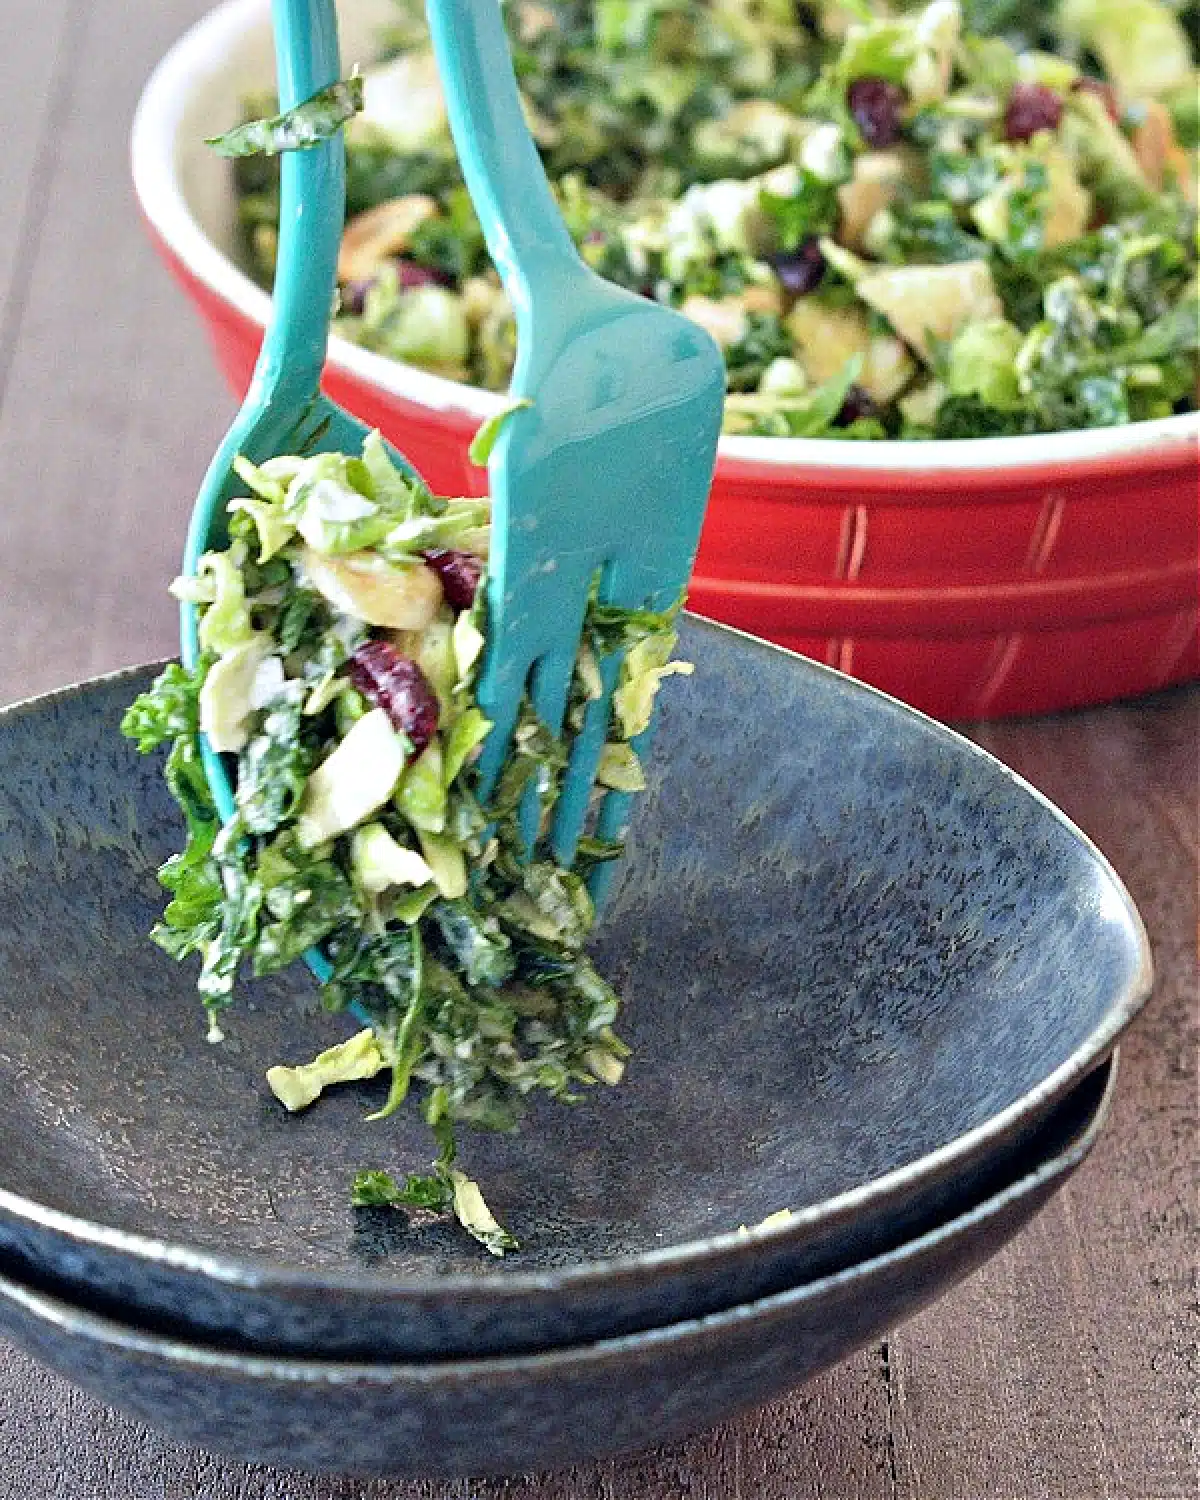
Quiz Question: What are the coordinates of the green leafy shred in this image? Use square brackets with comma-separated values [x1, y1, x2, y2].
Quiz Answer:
[352, 1099, 517, 1255]
[228, 0, 1198, 440]
[467, 398, 534, 466]
[120, 662, 203, 752]
[352, 1166, 452, 1214]
[266, 1028, 387, 1112]
[759, 172, 841, 252]
[724, 354, 867, 438]
[350, 1161, 518, 1257]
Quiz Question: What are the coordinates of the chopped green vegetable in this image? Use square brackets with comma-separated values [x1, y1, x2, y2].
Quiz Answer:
[351, 1161, 517, 1256]
[447, 1168, 519, 1257]
[945, 319, 1024, 408]
[352, 1166, 451, 1213]
[124, 425, 692, 1254]
[352, 822, 435, 893]
[266, 1029, 387, 1112]
[208, 77, 364, 158]
[597, 741, 647, 792]
[613, 633, 694, 739]
[229, 0, 1198, 440]
[1058, 0, 1193, 99]
[120, 662, 202, 753]
[292, 707, 408, 847]
[198, 636, 273, 754]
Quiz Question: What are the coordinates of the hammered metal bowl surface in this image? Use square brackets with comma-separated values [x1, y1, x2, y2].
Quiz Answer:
[0, 619, 1149, 1358]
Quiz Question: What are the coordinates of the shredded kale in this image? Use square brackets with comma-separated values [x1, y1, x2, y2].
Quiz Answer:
[352, 1166, 452, 1213]
[760, 172, 841, 252]
[276, 588, 328, 655]
[253, 850, 359, 976]
[875, 202, 990, 266]
[235, 693, 315, 836]
[725, 354, 867, 438]
[152, 762, 223, 961]
[1000, 162, 1051, 261]
[122, 428, 687, 1252]
[352, 1156, 519, 1257]
[932, 395, 1035, 438]
[406, 186, 489, 285]
[427, 899, 516, 988]
[928, 151, 1002, 208]
[725, 313, 795, 393]
[346, 146, 463, 221]
[119, 662, 203, 753]
[225, 0, 1199, 437]
[208, 77, 364, 158]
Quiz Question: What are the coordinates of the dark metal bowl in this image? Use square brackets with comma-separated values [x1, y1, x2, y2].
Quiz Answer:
[0, 620, 1150, 1358]
[0, 1057, 1117, 1477]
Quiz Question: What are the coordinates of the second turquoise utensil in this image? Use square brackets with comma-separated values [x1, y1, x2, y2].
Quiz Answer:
[426, 0, 726, 893]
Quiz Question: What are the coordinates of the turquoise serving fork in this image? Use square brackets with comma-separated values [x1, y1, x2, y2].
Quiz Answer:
[180, 0, 416, 982]
[426, 0, 726, 895]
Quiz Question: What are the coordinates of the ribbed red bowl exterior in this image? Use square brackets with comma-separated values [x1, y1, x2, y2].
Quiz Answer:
[161, 238, 1199, 722]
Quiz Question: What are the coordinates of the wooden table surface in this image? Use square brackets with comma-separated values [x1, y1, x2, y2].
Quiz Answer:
[0, 3, 1195, 1496]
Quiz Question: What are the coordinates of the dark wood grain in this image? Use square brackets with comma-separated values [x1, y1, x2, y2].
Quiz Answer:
[0, 0, 74, 335]
[0, 0, 228, 709]
[0, 3, 1194, 1497]
[889, 700, 1199, 1500]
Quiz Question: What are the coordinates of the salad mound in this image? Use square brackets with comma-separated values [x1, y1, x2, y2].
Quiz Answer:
[227, 0, 1199, 439]
[122, 431, 689, 1253]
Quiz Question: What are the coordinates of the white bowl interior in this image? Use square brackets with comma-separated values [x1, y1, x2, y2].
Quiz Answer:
[133, 0, 1200, 472]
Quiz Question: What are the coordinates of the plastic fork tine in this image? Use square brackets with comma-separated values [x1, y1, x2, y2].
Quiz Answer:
[529, 632, 589, 745]
[472, 566, 591, 803]
[471, 649, 529, 805]
[549, 647, 622, 870]
[516, 642, 582, 848]
[587, 782, 641, 908]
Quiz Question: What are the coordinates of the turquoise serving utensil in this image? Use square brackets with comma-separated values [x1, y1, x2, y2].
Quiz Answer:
[426, 0, 726, 895]
[179, 0, 414, 984]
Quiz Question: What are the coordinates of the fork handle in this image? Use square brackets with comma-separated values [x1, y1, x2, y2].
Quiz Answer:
[425, 0, 578, 300]
[257, 0, 344, 407]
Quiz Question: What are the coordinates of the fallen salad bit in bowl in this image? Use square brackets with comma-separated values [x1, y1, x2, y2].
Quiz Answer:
[121, 429, 689, 1254]
[224, 0, 1200, 440]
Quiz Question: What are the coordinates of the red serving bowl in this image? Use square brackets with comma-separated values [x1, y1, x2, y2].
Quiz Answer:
[132, 0, 1200, 721]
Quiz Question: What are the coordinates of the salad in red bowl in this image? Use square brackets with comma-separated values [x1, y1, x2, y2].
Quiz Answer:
[227, 0, 1198, 442]
[132, 0, 1199, 721]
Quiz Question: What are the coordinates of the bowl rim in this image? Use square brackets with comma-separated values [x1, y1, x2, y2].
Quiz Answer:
[130, 0, 1200, 480]
[0, 646, 1152, 1306]
[0, 1055, 1116, 1378]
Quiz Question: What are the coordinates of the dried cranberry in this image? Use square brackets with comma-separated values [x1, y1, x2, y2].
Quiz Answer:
[847, 76, 906, 148]
[1003, 83, 1063, 142]
[772, 237, 826, 297]
[1071, 76, 1120, 123]
[420, 548, 483, 611]
[340, 278, 375, 316]
[340, 259, 446, 315]
[836, 386, 879, 426]
[394, 258, 447, 290]
[348, 642, 439, 756]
